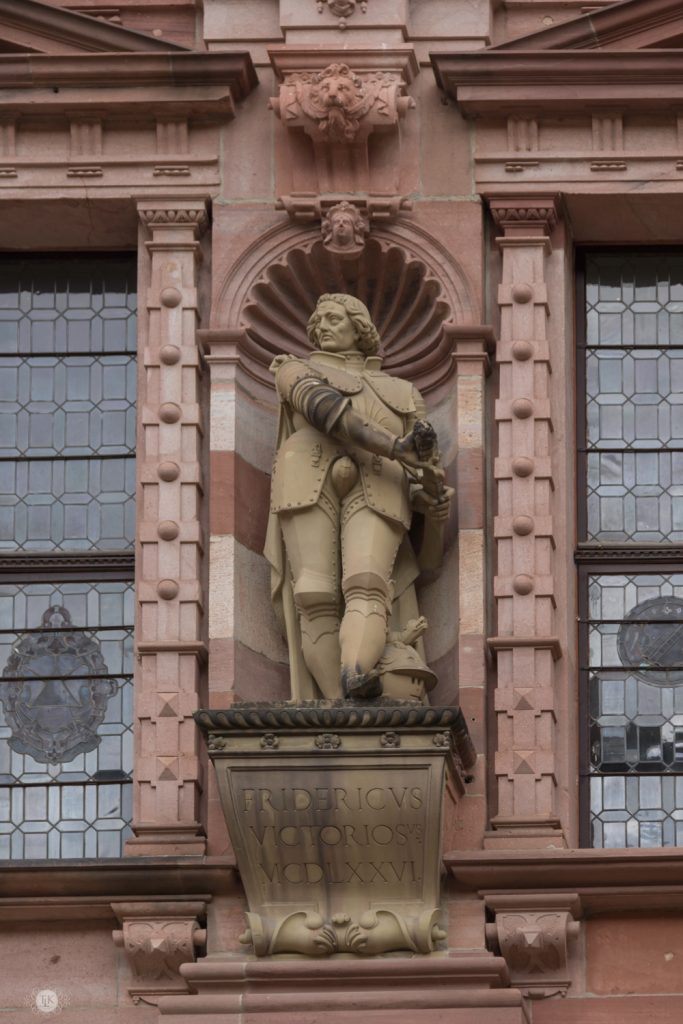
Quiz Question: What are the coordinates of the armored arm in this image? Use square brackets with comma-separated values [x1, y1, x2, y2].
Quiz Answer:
[274, 357, 399, 458]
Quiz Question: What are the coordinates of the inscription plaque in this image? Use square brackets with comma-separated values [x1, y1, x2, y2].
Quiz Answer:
[196, 703, 475, 958]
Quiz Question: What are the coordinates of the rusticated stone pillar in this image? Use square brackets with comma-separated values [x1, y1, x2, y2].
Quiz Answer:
[486, 196, 565, 849]
[126, 199, 209, 856]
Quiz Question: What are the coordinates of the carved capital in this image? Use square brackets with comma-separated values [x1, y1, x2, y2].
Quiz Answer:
[137, 199, 209, 239]
[485, 894, 581, 1000]
[448, 324, 496, 377]
[269, 59, 415, 145]
[488, 195, 560, 238]
[112, 901, 207, 1006]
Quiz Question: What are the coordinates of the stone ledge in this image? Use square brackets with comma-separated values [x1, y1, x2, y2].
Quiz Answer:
[446, 848, 683, 910]
[157, 954, 526, 1021]
[0, 857, 239, 919]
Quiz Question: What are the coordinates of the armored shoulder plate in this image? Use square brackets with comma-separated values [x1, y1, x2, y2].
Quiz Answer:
[363, 371, 416, 414]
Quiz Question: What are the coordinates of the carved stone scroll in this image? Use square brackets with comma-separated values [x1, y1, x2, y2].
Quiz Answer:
[485, 894, 581, 999]
[112, 901, 207, 1006]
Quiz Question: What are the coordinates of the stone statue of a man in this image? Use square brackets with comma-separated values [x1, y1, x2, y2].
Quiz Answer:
[264, 293, 451, 701]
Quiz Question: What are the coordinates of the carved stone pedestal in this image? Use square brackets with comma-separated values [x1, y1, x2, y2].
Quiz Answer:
[194, 702, 476, 958]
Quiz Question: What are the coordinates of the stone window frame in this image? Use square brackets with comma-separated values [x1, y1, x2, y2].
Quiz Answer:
[0, 251, 138, 859]
[575, 247, 683, 848]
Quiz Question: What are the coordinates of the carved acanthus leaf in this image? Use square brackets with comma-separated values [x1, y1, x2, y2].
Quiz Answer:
[240, 907, 446, 957]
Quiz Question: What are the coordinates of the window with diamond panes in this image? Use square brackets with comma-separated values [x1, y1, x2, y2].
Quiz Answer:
[0, 257, 136, 551]
[0, 256, 136, 859]
[579, 252, 683, 848]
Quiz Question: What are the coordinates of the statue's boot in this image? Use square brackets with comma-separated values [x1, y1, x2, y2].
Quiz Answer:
[293, 573, 341, 699]
[339, 571, 391, 700]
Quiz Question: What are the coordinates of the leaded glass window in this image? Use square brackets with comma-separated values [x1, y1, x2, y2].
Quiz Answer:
[0, 256, 136, 859]
[579, 252, 683, 848]
[0, 258, 136, 551]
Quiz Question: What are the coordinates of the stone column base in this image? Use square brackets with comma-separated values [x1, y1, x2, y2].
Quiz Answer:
[157, 954, 529, 1023]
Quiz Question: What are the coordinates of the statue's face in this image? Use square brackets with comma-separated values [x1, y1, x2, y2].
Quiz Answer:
[315, 300, 358, 353]
[332, 214, 354, 244]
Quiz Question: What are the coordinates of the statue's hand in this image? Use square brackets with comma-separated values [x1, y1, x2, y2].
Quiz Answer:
[412, 485, 453, 522]
[394, 420, 438, 468]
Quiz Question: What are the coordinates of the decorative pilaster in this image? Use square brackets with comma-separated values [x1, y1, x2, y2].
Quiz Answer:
[126, 198, 209, 856]
[485, 894, 581, 1000]
[448, 326, 494, 847]
[112, 900, 207, 1006]
[486, 195, 566, 848]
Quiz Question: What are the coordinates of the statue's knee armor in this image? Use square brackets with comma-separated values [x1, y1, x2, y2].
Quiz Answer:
[293, 569, 339, 618]
[341, 571, 391, 615]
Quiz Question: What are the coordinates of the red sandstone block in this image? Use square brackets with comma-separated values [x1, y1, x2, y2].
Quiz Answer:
[458, 635, 486, 686]
[456, 449, 485, 528]
[533, 995, 683, 1024]
[235, 454, 271, 553]
[0, 922, 118, 1006]
[234, 640, 291, 703]
[587, 915, 683, 995]
[458, 685, 485, 751]
[209, 450, 235, 535]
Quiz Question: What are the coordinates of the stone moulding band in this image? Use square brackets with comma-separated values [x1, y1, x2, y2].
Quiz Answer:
[194, 701, 476, 769]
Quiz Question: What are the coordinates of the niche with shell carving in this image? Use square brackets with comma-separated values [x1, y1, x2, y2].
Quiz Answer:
[217, 222, 476, 398]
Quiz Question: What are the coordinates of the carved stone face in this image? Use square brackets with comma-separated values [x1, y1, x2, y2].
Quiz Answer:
[315, 300, 359, 352]
[314, 71, 359, 111]
[331, 212, 354, 245]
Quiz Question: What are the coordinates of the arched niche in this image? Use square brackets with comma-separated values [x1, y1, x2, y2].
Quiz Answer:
[214, 219, 479, 398]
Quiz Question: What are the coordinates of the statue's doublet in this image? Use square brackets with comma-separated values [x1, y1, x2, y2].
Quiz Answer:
[270, 351, 423, 528]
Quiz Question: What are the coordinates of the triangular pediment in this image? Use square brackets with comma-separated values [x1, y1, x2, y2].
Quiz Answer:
[495, 0, 683, 53]
[0, 0, 187, 55]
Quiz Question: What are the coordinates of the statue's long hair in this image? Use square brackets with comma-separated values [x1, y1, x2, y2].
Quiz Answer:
[306, 293, 380, 355]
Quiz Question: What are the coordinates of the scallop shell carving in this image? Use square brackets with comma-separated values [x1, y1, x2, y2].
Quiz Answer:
[239, 237, 453, 394]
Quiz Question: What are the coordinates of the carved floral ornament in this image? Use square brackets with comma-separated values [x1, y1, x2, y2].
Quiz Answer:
[317, 0, 367, 29]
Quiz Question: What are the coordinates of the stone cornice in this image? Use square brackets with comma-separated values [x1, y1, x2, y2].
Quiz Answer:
[269, 45, 419, 83]
[0, 0, 188, 54]
[0, 857, 239, 921]
[495, 0, 683, 52]
[0, 52, 257, 101]
[431, 50, 683, 115]
[446, 849, 683, 906]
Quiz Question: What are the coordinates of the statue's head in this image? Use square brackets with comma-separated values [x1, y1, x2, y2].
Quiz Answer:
[306, 293, 380, 355]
